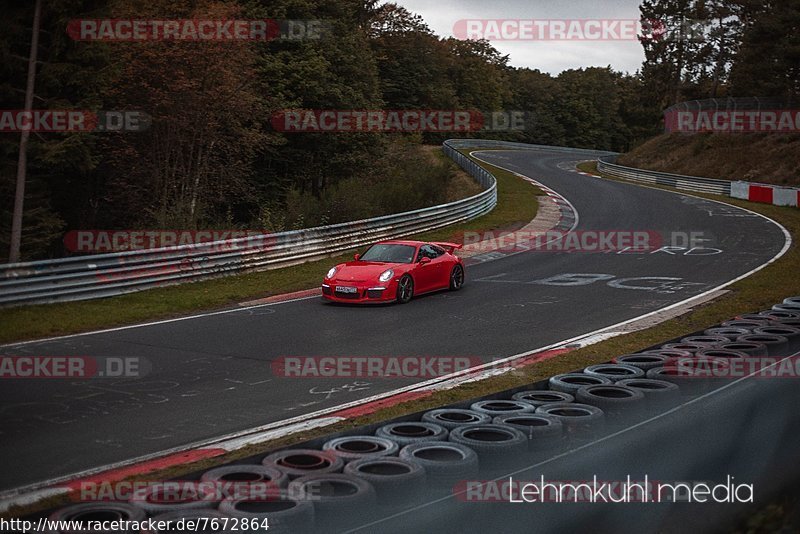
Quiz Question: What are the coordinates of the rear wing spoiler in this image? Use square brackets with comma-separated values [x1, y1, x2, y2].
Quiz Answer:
[433, 242, 463, 255]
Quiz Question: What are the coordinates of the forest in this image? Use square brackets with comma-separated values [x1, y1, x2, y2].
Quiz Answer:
[2, 0, 798, 260]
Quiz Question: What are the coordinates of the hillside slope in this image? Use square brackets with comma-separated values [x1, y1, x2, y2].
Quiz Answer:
[618, 133, 800, 186]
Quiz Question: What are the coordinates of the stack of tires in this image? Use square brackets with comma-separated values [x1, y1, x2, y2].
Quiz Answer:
[41, 298, 800, 533]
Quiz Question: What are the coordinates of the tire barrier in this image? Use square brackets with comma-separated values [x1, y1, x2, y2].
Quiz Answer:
[200, 464, 288, 490]
[639, 348, 694, 360]
[694, 348, 749, 362]
[129, 483, 215, 514]
[535, 403, 605, 440]
[286, 474, 376, 530]
[777, 297, 800, 310]
[735, 334, 789, 357]
[29, 296, 800, 533]
[718, 341, 769, 356]
[759, 309, 800, 320]
[447, 424, 528, 470]
[510, 390, 575, 406]
[583, 363, 645, 381]
[574, 385, 647, 424]
[660, 342, 710, 354]
[613, 353, 671, 371]
[491, 414, 565, 451]
[47, 503, 147, 534]
[646, 366, 716, 396]
[321, 436, 399, 464]
[615, 378, 681, 411]
[421, 408, 492, 430]
[703, 327, 752, 340]
[722, 319, 770, 330]
[375, 422, 448, 447]
[681, 335, 733, 346]
[547, 373, 612, 395]
[774, 303, 800, 313]
[469, 400, 536, 416]
[398, 442, 479, 487]
[218, 491, 314, 531]
[753, 325, 800, 352]
[735, 313, 774, 323]
[343, 457, 426, 507]
[261, 449, 344, 480]
[773, 318, 800, 329]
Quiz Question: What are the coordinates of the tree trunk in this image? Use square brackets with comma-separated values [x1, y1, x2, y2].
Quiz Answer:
[9, 0, 42, 263]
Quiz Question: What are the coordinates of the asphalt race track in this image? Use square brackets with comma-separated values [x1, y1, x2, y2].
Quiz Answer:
[0, 149, 788, 492]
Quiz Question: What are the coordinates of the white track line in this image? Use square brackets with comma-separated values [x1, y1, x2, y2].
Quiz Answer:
[0, 151, 568, 349]
[1, 150, 791, 504]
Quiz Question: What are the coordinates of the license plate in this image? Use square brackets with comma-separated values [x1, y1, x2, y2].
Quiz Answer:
[335, 286, 358, 294]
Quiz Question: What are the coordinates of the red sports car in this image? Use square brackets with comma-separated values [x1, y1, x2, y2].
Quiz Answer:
[322, 240, 465, 304]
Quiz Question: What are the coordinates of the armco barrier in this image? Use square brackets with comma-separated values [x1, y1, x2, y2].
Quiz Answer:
[446, 138, 617, 158]
[597, 155, 732, 195]
[598, 156, 799, 207]
[0, 140, 619, 307]
[0, 140, 498, 307]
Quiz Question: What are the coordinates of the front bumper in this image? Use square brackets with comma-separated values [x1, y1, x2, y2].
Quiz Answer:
[321, 281, 397, 303]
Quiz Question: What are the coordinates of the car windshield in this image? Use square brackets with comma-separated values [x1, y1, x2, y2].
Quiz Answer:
[359, 244, 416, 264]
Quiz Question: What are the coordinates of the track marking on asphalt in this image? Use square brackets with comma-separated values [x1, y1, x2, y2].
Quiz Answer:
[0, 149, 791, 506]
[0, 151, 576, 350]
[0, 293, 322, 349]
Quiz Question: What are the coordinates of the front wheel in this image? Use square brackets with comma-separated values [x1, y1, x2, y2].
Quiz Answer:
[396, 275, 414, 304]
[449, 264, 465, 290]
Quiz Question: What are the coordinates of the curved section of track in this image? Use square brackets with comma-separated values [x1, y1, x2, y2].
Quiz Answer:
[0, 149, 787, 491]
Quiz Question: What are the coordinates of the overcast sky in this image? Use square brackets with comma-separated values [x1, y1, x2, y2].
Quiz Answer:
[393, 0, 646, 75]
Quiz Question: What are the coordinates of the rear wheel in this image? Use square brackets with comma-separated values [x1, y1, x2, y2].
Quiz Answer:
[449, 264, 464, 290]
[396, 275, 414, 304]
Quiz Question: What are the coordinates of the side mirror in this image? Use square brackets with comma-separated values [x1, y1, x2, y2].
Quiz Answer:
[419, 256, 431, 264]
[353, 253, 360, 261]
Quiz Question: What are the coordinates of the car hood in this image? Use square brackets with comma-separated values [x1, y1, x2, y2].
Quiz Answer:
[332, 261, 408, 282]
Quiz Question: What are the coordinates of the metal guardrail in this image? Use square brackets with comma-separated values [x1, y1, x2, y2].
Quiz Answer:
[446, 138, 617, 158]
[597, 155, 732, 195]
[0, 140, 497, 307]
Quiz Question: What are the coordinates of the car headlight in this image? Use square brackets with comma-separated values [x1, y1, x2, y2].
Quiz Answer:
[326, 267, 337, 279]
[379, 269, 394, 283]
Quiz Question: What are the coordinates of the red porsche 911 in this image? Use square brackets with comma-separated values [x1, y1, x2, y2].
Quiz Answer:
[322, 240, 465, 303]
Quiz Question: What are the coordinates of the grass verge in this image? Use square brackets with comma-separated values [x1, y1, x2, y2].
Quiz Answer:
[579, 160, 800, 534]
[0, 148, 541, 344]
[5, 155, 798, 518]
[136, 157, 800, 478]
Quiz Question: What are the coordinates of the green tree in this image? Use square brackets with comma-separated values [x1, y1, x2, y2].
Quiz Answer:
[729, 0, 800, 102]
[0, 0, 111, 261]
